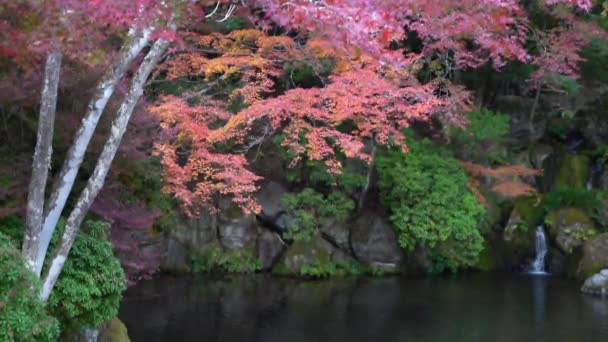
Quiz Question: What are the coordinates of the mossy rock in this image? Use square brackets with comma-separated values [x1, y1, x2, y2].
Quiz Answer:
[99, 318, 130, 342]
[502, 209, 535, 266]
[473, 241, 497, 271]
[514, 196, 544, 227]
[577, 233, 608, 280]
[545, 208, 597, 254]
[272, 235, 333, 276]
[553, 154, 590, 190]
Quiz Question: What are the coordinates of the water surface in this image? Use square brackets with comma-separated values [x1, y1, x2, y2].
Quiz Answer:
[119, 273, 608, 342]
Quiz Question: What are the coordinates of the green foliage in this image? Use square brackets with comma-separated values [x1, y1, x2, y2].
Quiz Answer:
[46, 219, 127, 331]
[283, 58, 335, 88]
[0, 233, 60, 342]
[1, 216, 126, 331]
[299, 259, 363, 278]
[281, 188, 355, 242]
[562, 226, 598, 242]
[451, 109, 510, 142]
[376, 137, 486, 273]
[297, 259, 390, 278]
[190, 244, 261, 274]
[543, 187, 606, 211]
[581, 38, 608, 83]
[542, 187, 608, 230]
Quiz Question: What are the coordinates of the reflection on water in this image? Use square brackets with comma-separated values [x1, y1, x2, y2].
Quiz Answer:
[119, 274, 608, 342]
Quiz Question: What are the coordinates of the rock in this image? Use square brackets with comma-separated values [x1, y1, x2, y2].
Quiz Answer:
[273, 235, 334, 275]
[351, 211, 403, 272]
[99, 318, 130, 342]
[529, 144, 554, 169]
[581, 269, 608, 297]
[160, 212, 217, 272]
[257, 230, 286, 270]
[494, 95, 545, 142]
[502, 209, 533, 249]
[218, 215, 257, 253]
[59, 319, 130, 342]
[577, 233, 608, 279]
[545, 208, 597, 254]
[581, 108, 608, 146]
[256, 181, 288, 217]
[160, 238, 190, 273]
[553, 154, 590, 190]
[320, 221, 351, 251]
[170, 211, 217, 253]
[501, 206, 537, 269]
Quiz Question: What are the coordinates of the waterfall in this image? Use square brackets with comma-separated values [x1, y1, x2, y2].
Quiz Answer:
[529, 225, 548, 275]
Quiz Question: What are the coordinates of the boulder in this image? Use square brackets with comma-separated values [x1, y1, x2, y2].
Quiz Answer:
[502, 208, 534, 251]
[160, 238, 190, 273]
[272, 235, 334, 275]
[257, 230, 286, 270]
[545, 208, 597, 254]
[351, 212, 403, 272]
[553, 154, 590, 190]
[160, 212, 216, 272]
[218, 215, 257, 253]
[99, 318, 130, 342]
[60, 319, 130, 342]
[577, 232, 608, 279]
[320, 221, 351, 251]
[529, 144, 554, 169]
[256, 181, 288, 217]
[581, 269, 608, 297]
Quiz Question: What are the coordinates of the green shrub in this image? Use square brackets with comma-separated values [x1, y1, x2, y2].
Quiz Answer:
[191, 244, 261, 274]
[281, 188, 355, 242]
[1, 216, 126, 331]
[46, 220, 127, 331]
[299, 259, 363, 278]
[0, 233, 60, 342]
[451, 109, 510, 142]
[376, 137, 486, 273]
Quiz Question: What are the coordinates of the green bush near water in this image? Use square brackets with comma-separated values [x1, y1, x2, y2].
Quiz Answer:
[0, 232, 60, 342]
[376, 136, 486, 273]
[0, 216, 126, 332]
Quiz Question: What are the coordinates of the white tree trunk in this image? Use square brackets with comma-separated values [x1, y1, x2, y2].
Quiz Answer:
[28, 27, 152, 277]
[40, 36, 171, 301]
[22, 51, 62, 270]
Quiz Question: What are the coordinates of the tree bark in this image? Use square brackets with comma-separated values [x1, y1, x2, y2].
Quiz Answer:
[30, 27, 152, 276]
[22, 51, 62, 270]
[41, 36, 171, 301]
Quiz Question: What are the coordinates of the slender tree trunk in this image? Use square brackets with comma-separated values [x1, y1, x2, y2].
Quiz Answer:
[27, 27, 152, 277]
[41, 36, 171, 301]
[22, 51, 62, 270]
[529, 84, 541, 143]
[358, 140, 377, 211]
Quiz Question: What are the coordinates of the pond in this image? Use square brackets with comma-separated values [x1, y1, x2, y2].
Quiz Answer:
[119, 273, 608, 342]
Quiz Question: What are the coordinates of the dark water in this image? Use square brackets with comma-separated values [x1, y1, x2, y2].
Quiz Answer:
[119, 273, 608, 342]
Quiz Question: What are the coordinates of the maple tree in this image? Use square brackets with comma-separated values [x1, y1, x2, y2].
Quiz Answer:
[0, 0, 602, 301]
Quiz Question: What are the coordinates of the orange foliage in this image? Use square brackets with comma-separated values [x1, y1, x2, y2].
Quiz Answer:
[462, 161, 540, 202]
[153, 29, 467, 215]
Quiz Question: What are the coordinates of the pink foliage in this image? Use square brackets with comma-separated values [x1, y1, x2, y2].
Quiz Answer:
[91, 186, 162, 285]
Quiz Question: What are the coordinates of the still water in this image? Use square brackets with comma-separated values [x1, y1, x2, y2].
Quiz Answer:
[119, 273, 608, 342]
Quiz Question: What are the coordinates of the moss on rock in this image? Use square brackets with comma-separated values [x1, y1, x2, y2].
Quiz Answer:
[553, 154, 590, 190]
[545, 208, 597, 254]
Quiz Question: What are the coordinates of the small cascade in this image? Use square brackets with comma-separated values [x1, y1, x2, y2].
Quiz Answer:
[529, 225, 548, 275]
